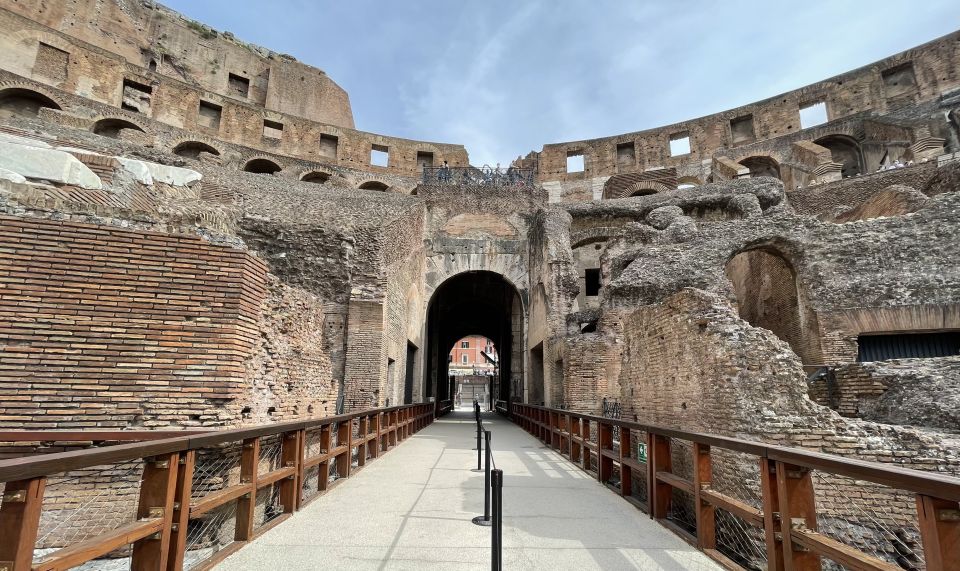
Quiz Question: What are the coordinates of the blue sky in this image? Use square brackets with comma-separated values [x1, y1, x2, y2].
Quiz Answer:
[164, 1, 959, 166]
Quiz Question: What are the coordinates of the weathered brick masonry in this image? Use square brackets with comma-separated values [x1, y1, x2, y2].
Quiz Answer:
[0, 216, 267, 428]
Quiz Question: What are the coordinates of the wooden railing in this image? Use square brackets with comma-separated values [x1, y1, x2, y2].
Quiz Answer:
[511, 404, 960, 571]
[0, 403, 436, 571]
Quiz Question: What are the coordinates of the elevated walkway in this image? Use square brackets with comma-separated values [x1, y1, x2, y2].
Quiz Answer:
[216, 409, 718, 570]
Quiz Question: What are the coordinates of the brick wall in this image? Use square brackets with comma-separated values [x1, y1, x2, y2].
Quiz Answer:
[0, 216, 267, 428]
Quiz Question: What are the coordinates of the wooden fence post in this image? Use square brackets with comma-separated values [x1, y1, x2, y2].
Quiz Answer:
[620, 428, 633, 498]
[0, 476, 46, 571]
[166, 450, 195, 571]
[759, 458, 784, 571]
[651, 433, 672, 520]
[774, 462, 819, 571]
[582, 420, 592, 472]
[235, 437, 260, 541]
[279, 430, 302, 513]
[693, 443, 715, 550]
[131, 452, 179, 571]
[571, 418, 582, 465]
[599, 422, 613, 484]
[916, 495, 960, 571]
[318, 425, 332, 493]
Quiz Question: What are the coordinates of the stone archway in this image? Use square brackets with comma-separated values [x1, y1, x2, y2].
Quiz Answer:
[424, 271, 524, 410]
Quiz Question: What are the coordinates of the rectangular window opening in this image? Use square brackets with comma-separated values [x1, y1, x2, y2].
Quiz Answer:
[799, 101, 828, 129]
[857, 331, 960, 362]
[616, 142, 636, 167]
[584, 268, 601, 297]
[228, 73, 250, 98]
[566, 151, 584, 173]
[461, 341, 469, 348]
[263, 118, 283, 139]
[198, 100, 222, 129]
[669, 133, 691, 156]
[730, 114, 755, 145]
[319, 134, 338, 158]
[417, 151, 434, 170]
[121, 79, 152, 115]
[371, 144, 389, 167]
[462, 354, 468, 364]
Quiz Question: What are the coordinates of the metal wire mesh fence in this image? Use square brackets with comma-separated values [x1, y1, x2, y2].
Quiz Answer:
[711, 449, 768, 570]
[34, 459, 143, 563]
[183, 500, 238, 571]
[813, 472, 926, 570]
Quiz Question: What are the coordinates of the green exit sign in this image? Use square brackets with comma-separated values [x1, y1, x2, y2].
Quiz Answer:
[637, 442, 647, 463]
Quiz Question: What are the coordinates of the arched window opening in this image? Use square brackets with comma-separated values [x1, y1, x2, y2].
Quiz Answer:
[0, 88, 60, 119]
[301, 171, 330, 184]
[243, 158, 282, 175]
[359, 180, 389, 191]
[630, 188, 657, 197]
[91, 118, 144, 139]
[739, 156, 781, 180]
[725, 247, 822, 365]
[173, 141, 220, 159]
[815, 135, 864, 178]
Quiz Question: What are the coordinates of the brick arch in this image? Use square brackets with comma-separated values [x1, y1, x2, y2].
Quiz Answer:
[626, 181, 671, 197]
[571, 227, 622, 249]
[737, 155, 781, 180]
[242, 156, 283, 174]
[299, 169, 333, 184]
[358, 180, 390, 191]
[172, 140, 223, 160]
[170, 135, 222, 156]
[0, 83, 64, 118]
[724, 241, 822, 365]
[90, 116, 147, 138]
[676, 176, 702, 188]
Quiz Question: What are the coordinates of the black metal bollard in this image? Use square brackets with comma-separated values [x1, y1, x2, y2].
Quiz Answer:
[473, 430, 493, 526]
[492, 468, 503, 571]
[472, 413, 483, 471]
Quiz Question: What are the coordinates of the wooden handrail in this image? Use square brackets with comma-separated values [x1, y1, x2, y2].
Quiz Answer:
[510, 403, 960, 571]
[0, 402, 438, 571]
[514, 403, 960, 501]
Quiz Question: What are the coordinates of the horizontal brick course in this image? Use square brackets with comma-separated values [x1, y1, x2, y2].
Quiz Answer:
[0, 215, 267, 428]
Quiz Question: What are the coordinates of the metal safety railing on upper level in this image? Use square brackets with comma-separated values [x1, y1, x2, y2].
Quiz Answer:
[509, 403, 960, 571]
[422, 165, 536, 187]
[0, 403, 438, 571]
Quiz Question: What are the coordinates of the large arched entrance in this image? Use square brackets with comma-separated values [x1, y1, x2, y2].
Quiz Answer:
[424, 271, 523, 411]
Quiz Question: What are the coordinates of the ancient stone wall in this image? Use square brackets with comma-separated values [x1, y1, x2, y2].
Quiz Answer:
[534, 30, 960, 185]
[0, 215, 267, 429]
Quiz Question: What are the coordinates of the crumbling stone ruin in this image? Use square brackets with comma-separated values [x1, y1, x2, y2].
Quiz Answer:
[0, 1, 959, 566]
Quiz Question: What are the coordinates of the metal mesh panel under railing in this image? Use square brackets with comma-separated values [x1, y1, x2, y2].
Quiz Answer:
[254, 485, 284, 530]
[813, 471, 926, 570]
[710, 449, 767, 570]
[182, 500, 238, 571]
[33, 459, 144, 565]
[191, 443, 242, 502]
[667, 487, 697, 535]
[258, 435, 284, 475]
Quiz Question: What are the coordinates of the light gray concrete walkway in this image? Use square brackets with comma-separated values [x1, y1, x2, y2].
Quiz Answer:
[216, 409, 721, 570]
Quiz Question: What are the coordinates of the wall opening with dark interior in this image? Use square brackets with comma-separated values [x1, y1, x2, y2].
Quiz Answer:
[739, 156, 781, 180]
[815, 135, 864, 178]
[228, 73, 250, 98]
[319, 134, 339, 159]
[529, 342, 544, 406]
[121, 79, 152, 114]
[198, 100, 222, 130]
[404, 342, 417, 404]
[425, 271, 523, 409]
[0, 88, 60, 119]
[725, 247, 822, 365]
[857, 331, 960, 362]
[301, 171, 330, 184]
[359, 180, 389, 191]
[91, 118, 144, 139]
[243, 158, 281, 174]
[173, 141, 220, 159]
[616, 142, 636, 169]
[416, 151, 434, 170]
